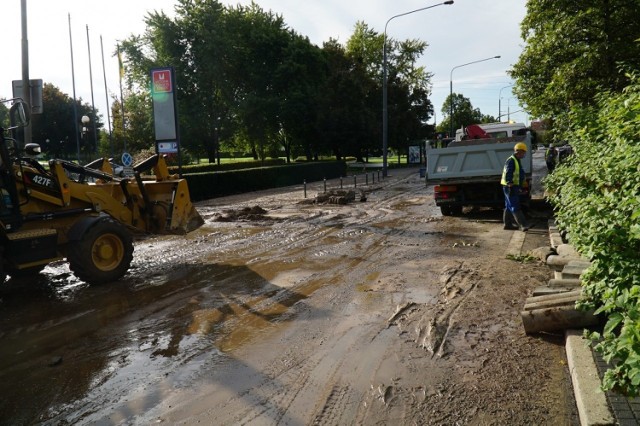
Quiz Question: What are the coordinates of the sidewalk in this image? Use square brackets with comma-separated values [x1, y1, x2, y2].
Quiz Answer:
[532, 216, 640, 426]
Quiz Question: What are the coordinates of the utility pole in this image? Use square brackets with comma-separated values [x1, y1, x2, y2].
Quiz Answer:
[21, 0, 31, 147]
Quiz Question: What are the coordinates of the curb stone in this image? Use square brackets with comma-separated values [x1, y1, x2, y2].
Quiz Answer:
[565, 330, 615, 425]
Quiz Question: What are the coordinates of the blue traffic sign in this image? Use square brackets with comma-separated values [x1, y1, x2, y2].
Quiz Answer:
[121, 152, 133, 167]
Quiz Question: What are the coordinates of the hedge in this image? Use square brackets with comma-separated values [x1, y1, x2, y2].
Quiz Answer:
[545, 73, 640, 395]
[184, 160, 347, 200]
[168, 158, 285, 174]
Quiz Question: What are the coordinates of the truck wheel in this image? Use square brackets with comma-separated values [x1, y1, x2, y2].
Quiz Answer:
[68, 219, 133, 284]
[440, 206, 453, 216]
[450, 206, 463, 216]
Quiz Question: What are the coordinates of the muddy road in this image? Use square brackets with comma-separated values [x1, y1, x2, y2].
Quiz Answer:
[0, 156, 577, 425]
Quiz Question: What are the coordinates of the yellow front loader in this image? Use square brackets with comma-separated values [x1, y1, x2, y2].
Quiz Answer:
[0, 100, 204, 284]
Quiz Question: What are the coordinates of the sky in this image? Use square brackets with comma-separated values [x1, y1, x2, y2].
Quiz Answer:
[2, 0, 528, 145]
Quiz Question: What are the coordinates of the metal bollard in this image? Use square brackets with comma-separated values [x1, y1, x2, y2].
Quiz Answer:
[366, 173, 369, 185]
[353, 175, 357, 188]
[340, 177, 343, 189]
[304, 180, 307, 198]
[324, 178, 327, 193]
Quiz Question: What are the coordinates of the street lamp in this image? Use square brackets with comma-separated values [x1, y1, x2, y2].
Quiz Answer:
[498, 84, 513, 121]
[382, 1, 454, 178]
[81, 115, 90, 163]
[449, 55, 501, 138]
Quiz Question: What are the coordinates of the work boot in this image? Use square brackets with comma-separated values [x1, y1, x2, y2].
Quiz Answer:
[513, 210, 530, 231]
[503, 209, 518, 230]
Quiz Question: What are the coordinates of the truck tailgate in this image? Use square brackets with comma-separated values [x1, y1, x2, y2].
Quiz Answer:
[426, 136, 532, 184]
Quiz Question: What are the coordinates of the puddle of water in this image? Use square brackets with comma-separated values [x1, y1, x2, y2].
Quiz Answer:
[217, 276, 336, 352]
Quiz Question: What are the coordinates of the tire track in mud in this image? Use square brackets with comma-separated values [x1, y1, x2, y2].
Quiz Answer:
[387, 261, 480, 359]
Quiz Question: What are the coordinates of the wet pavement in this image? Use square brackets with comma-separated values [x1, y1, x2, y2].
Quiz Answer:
[0, 153, 574, 425]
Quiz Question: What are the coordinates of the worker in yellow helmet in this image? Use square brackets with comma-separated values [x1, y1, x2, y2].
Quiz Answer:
[501, 142, 530, 231]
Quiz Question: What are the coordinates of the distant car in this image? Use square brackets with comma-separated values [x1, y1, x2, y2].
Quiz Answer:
[557, 144, 573, 163]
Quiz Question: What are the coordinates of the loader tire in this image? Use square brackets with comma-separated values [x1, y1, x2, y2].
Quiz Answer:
[7, 265, 45, 279]
[68, 219, 133, 284]
[0, 248, 5, 285]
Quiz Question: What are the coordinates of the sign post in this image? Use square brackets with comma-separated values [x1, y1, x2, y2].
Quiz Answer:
[151, 67, 181, 175]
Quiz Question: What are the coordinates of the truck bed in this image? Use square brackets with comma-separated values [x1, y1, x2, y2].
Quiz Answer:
[425, 134, 533, 184]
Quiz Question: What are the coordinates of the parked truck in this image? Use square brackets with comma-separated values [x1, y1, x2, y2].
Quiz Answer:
[0, 99, 204, 284]
[425, 129, 533, 216]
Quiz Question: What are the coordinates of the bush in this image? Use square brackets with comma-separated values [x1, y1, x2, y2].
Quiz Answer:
[184, 161, 347, 200]
[545, 74, 640, 395]
[168, 158, 286, 174]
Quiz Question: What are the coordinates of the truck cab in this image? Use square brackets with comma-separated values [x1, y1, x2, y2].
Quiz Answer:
[455, 122, 527, 142]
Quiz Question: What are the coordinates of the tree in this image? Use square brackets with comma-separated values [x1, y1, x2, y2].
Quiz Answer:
[30, 83, 101, 160]
[510, 0, 640, 138]
[437, 93, 486, 135]
[109, 91, 154, 155]
[273, 31, 326, 163]
[117, 2, 439, 163]
[321, 21, 436, 160]
[316, 39, 376, 161]
[380, 27, 435, 155]
[0, 103, 9, 129]
[121, 0, 316, 162]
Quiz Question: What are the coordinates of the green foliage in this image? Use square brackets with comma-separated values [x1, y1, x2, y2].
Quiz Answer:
[31, 83, 101, 161]
[0, 102, 9, 128]
[545, 74, 640, 395]
[506, 253, 537, 263]
[184, 161, 347, 200]
[168, 158, 285, 174]
[510, 0, 640, 140]
[119, 3, 437, 164]
[437, 93, 486, 135]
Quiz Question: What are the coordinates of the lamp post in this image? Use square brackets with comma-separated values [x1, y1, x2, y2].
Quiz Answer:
[449, 55, 501, 138]
[382, 1, 454, 178]
[81, 115, 90, 163]
[498, 84, 512, 121]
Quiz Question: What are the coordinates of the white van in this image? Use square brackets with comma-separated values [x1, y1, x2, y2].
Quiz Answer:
[455, 122, 527, 141]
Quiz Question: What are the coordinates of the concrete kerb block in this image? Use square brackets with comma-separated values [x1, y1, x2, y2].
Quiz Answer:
[548, 278, 582, 288]
[565, 330, 615, 425]
[568, 260, 592, 271]
[557, 244, 580, 258]
[550, 232, 564, 249]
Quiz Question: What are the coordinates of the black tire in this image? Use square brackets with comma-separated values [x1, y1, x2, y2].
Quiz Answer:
[450, 205, 463, 216]
[440, 205, 453, 216]
[7, 265, 45, 278]
[0, 247, 6, 285]
[67, 218, 134, 284]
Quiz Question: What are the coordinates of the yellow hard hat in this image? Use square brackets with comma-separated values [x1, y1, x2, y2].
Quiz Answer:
[514, 142, 527, 152]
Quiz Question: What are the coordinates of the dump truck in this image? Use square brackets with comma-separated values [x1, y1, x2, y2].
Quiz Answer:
[0, 99, 204, 284]
[425, 127, 533, 216]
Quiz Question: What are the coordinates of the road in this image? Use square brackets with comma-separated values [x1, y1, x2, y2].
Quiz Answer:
[0, 152, 577, 425]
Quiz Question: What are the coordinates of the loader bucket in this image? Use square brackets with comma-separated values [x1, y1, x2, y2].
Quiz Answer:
[184, 204, 205, 233]
[167, 179, 205, 235]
